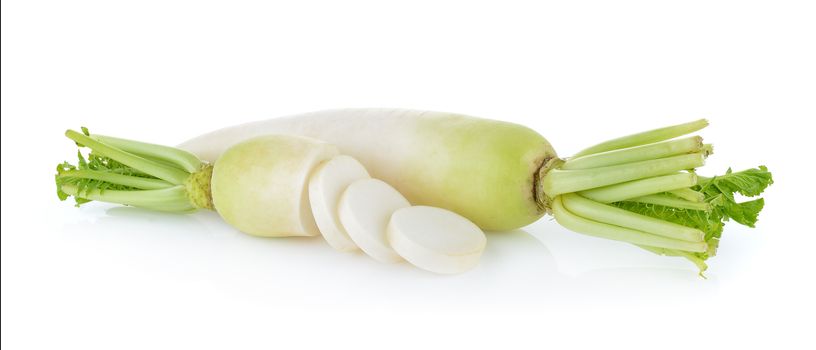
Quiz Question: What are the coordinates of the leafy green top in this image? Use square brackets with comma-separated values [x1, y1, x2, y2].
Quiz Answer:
[55, 151, 151, 205]
[55, 127, 197, 210]
[614, 166, 773, 266]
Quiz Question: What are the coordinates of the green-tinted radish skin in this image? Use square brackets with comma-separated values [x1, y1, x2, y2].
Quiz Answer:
[408, 117, 554, 231]
[211, 135, 339, 237]
[181, 109, 557, 231]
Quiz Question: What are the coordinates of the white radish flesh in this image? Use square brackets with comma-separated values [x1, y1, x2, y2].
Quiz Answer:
[338, 178, 410, 263]
[387, 206, 486, 274]
[308, 155, 370, 252]
[179, 109, 557, 231]
[211, 135, 339, 237]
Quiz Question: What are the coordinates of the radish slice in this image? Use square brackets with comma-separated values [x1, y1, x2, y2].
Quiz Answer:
[387, 206, 486, 274]
[308, 155, 370, 252]
[338, 179, 410, 263]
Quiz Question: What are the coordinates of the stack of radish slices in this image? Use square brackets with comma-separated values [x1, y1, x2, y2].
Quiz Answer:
[308, 155, 487, 274]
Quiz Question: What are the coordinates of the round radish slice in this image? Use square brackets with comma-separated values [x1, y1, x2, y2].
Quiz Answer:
[308, 155, 370, 252]
[338, 179, 410, 263]
[387, 206, 486, 274]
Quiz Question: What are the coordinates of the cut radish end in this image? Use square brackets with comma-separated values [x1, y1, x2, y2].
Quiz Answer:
[338, 178, 410, 263]
[308, 155, 370, 252]
[387, 206, 486, 274]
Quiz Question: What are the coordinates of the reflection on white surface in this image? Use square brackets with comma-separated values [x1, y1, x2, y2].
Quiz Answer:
[0, 167, 789, 350]
[40, 201, 725, 310]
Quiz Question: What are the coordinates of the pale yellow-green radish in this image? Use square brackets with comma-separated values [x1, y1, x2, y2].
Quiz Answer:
[387, 206, 487, 274]
[212, 135, 339, 237]
[308, 155, 370, 251]
[180, 109, 557, 231]
[338, 178, 410, 263]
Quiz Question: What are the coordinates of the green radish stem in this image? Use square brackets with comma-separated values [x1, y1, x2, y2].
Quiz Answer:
[560, 193, 704, 242]
[578, 172, 698, 203]
[60, 183, 196, 212]
[65, 130, 190, 185]
[92, 134, 203, 173]
[56, 169, 174, 190]
[668, 188, 705, 202]
[637, 245, 709, 274]
[541, 153, 705, 197]
[552, 196, 708, 253]
[571, 119, 709, 158]
[626, 193, 711, 211]
[561, 136, 703, 170]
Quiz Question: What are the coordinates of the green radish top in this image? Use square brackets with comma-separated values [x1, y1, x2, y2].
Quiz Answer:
[56, 127, 213, 212]
[541, 119, 772, 274]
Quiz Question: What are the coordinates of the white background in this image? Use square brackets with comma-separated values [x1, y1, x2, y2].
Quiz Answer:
[2, 0, 814, 349]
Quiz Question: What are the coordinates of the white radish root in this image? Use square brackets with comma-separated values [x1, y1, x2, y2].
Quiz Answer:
[308, 155, 370, 252]
[338, 178, 410, 263]
[387, 206, 486, 274]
